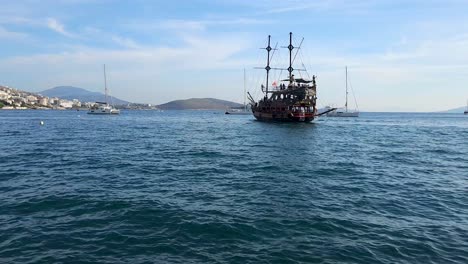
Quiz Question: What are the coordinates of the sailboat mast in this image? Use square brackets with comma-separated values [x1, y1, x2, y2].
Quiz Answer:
[288, 32, 294, 85]
[103, 64, 108, 104]
[345, 66, 348, 112]
[243, 68, 246, 111]
[265, 35, 272, 95]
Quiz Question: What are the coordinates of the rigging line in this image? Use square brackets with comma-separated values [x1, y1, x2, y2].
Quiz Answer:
[298, 39, 315, 82]
[106, 66, 115, 107]
[269, 42, 279, 64]
[273, 46, 284, 85]
[298, 49, 309, 79]
[268, 42, 280, 91]
[252, 37, 267, 100]
[246, 67, 257, 100]
[348, 74, 359, 111]
[291, 37, 304, 66]
[291, 36, 304, 79]
[299, 49, 312, 80]
[302, 63, 311, 79]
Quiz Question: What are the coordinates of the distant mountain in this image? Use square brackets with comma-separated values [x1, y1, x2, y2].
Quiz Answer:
[40, 86, 129, 105]
[440, 106, 467, 113]
[157, 98, 243, 110]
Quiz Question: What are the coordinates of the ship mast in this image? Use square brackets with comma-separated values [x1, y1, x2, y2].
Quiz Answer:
[243, 68, 246, 111]
[288, 32, 294, 86]
[103, 64, 108, 104]
[345, 66, 348, 112]
[265, 35, 272, 95]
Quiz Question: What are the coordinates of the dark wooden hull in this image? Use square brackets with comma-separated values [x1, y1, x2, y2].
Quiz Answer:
[253, 111, 314, 122]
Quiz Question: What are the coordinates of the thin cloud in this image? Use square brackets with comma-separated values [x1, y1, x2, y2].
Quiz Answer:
[129, 18, 272, 32]
[0, 16, 37, 26]
[111, 35, 140, 49]
[46, 18, 76, 38]
[235, 0, 373, 15]
[0, 26, 28, 39]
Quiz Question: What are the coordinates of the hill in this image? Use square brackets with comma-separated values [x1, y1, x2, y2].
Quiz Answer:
[440, 106, 466, 113]
[157, 98, 243, 110]
[40, 86, 129, 105]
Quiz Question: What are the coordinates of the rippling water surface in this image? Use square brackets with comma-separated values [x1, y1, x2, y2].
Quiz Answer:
[1, 110, 467, 263]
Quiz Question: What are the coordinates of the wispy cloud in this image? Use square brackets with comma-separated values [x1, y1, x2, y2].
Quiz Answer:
[130, 18, 272, 32]
[1, 0, 468, 110]
[0, 16, 37, 26]
[0, 26, 28, 39]
[110, 35, 140, 49]
[228, 0, 369, 14]
[160, 20, 205, 31]
[0, 32, 253, 103]
[46, 18, 76, 38]
[264, 1, 337, 14]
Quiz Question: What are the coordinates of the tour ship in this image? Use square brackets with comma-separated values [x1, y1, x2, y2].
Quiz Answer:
[248, 33, 333, 122]
[88, 65, 120, 115]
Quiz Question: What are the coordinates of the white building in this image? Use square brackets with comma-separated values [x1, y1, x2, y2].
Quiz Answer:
[59, 100, 73, 109]
[0, 91, 10, 100]
[72, 99, 81, 107]
[26, 95, 38, 103]
[49, 97, 59, 105]
[39, 97, 49, 106]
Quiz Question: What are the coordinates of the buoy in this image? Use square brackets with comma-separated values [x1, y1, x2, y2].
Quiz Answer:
[40, 121, 44, 125]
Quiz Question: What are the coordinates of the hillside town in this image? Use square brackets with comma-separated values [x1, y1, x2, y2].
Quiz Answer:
[0, 85, 91, 110]
[0, 85, 160, 110]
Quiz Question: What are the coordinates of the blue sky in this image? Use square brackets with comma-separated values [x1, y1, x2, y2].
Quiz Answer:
[1, 0, 468, 111]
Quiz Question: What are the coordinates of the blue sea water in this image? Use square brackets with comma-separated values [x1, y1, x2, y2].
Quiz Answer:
[0, 110, 467, 263]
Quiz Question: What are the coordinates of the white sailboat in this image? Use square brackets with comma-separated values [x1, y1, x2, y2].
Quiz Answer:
[88, 65, 120, 115]
[464, 100, 468, 115]
[225, 68, 251, 115]
[326, 66, 359, 117]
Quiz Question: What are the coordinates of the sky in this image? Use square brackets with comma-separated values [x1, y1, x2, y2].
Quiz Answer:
[1, 0, 468, 111]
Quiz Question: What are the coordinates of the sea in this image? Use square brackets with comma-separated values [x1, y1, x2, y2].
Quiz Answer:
[0, 110, 467, 264]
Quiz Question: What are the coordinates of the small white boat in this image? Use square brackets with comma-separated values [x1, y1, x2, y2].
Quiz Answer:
[88, 102, 120, 115]
[225, 108, 250, 115]
[464, 100, 468, 115]
[326, 66, 359, 117]
[326, 107, 359, 117]
[88, 65, 120, 115]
